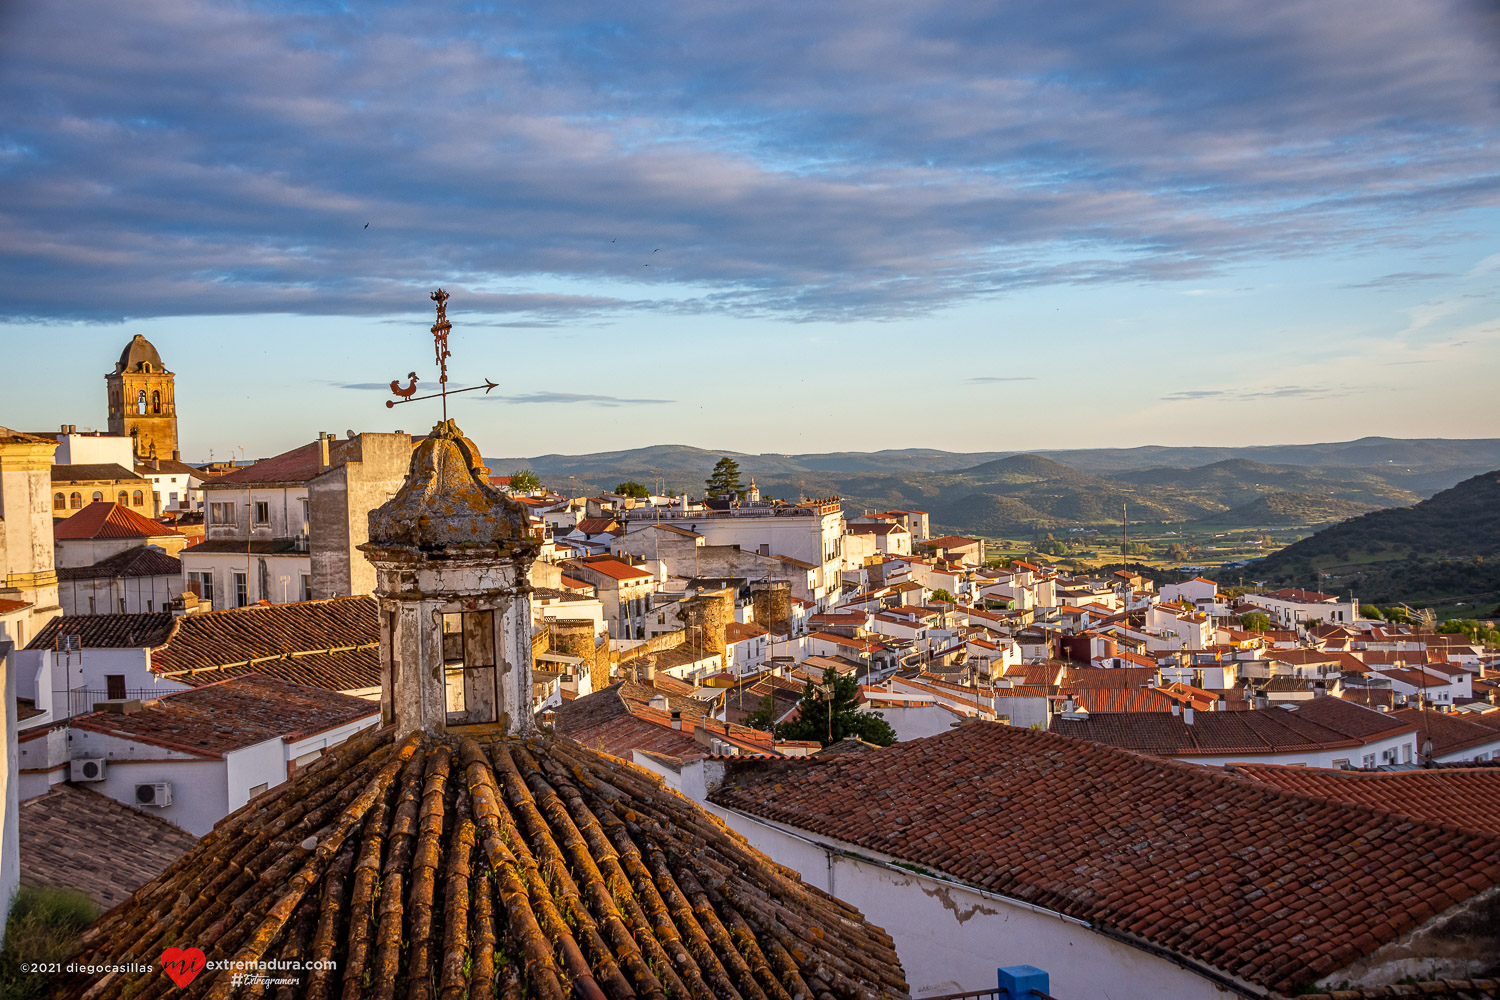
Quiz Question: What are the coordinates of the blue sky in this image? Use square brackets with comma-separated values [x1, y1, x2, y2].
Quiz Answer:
[1, 0, 1497, 461]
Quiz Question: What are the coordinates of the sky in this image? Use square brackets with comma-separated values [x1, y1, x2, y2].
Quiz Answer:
[2, 0, 1498, 462]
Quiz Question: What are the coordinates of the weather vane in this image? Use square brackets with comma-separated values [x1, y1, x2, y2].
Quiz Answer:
[386, 289, 498, 417]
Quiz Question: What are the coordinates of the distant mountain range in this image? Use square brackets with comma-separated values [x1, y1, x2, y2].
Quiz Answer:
[490, 437, 1500, 538]
[1254, 471, 1500, 609]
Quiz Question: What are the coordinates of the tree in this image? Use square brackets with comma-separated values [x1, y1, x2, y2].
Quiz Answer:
[704, 456, 746, 499]
[1239, 611, 1271, 632]
[743, 694, 778, 732]
[929, 588, 955, 603]
[776, 668, 896, 747]
[1359, 604, 1383, 620]
[614, 481, 650, 499]
[509, 469, 541, 493]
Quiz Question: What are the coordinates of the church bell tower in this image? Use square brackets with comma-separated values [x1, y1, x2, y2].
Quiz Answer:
[359, 419, 540, 736]
[106, 334, 180, 461]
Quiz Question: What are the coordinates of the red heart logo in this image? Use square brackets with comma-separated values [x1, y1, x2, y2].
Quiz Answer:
[160, 947, 207, 988]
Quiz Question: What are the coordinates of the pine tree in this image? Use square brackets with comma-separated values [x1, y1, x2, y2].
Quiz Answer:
[775, 668, 896, 747]
[704, 456, 746, 499]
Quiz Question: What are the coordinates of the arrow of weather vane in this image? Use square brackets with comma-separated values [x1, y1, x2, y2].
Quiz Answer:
[386, 289, 499, 417]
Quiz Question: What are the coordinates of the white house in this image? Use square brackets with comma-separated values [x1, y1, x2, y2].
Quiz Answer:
[1241, 588, 1360, 628]
[56, 675, 378, 835]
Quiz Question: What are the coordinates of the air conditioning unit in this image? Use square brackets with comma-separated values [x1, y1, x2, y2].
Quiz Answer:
[135, 782, 172, 807]
[71, 758, 107, 782]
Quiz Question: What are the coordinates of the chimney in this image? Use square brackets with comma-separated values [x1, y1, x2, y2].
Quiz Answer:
[172, 449, 180, 462]
[1183, 707, 1195, 725]
[318, 431, 331, 471]
[1171, 701, 1181, 717]
[640, 660, 656, 683]
[1215, 698, 1227, 712]
[670, 709, 682, 730]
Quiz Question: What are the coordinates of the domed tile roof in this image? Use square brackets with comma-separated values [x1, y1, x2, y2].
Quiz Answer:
[65, 728, 909, 1000]
[115, 333, 166, 374]
[364, 419, 534, 557]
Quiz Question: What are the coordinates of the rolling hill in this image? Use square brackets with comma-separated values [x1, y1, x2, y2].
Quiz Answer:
[487, 439, 1500, 539]
[1254, 472, 1500, 607]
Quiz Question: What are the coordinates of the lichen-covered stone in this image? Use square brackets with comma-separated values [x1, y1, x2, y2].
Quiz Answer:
[364, 420, 535, 558]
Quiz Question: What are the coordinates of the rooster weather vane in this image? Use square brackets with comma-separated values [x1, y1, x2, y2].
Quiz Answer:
[386, 289, 498, 418]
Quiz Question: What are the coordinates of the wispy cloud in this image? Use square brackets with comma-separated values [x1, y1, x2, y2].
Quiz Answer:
[1341, 272, 1453, 290]
[477, 392, 673, 406]
[1162, 384, 1349, 402]
[967, 376, 1036, 383]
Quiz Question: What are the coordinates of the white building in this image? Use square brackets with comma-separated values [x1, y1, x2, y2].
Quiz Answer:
[1241, 587, 1360, 628]
[57, 675, 378, 835]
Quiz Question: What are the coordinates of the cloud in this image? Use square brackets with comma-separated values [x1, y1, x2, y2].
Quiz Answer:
[477, 391, 673, 406]
[967, 376, 1037, 383]
[335, 381, 457, 392]
[1162, 384, 1348, 402]
[1340, 272, 1453, 289]
[1, 0, 1497, 322]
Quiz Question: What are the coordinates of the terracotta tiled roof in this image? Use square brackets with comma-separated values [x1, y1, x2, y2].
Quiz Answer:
[1391, 708, 1500, 758]
[574, 556, 652, 580]
[0, 598, 34, 615]
[1066, 687, 1174, 713]
[1059, 666, 1157, 690]
[19, 785, 199, 909]
[55, 545, 181, 581]
[66, 728, 908, 1000]
[50, 462, 144, 484]
[149, 596, 377, 675]
[1227, 764, 1500, 836]
[27, 612, 176, 651]
[573, 517, 621, 535]
[923, 535, 978, 548]
[54, 501, 181, 540]
[70, 674, 378, 756]
[1051, 696, 1417, 756]
[1259, 587, 1338, 603]
[724, 621, 769, 642]
[710, 723, 1500, 994]
[203, 440, 323, 486]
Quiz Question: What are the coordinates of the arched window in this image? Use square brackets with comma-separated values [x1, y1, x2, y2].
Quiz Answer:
[91, 491, 103, 503]
[132, 490, 144, 506]
[136, 390, 147, 414]
[151, 390, 160, 414]
[69, 492, 82, 509]
[53, 493, 65, 510]
[117, 491, 128, 505]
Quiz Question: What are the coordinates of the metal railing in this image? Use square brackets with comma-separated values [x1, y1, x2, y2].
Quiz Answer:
[68, 688, 164, 718]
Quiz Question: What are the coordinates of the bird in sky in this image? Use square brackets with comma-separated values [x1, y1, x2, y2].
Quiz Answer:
[653, 248, 660, 253]
[363, 222, 369, 229]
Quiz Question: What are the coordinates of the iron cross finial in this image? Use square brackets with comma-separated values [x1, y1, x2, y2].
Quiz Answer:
[385, 289, 499, 417]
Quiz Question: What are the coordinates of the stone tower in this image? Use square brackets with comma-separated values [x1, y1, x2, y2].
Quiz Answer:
[105, 333, 179, 461]
[359, 419, 540, 736]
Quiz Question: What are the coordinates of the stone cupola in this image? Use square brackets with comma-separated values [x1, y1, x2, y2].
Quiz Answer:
[360, 418, 539, 736]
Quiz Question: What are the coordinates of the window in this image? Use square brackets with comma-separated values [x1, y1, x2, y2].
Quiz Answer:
[1382, 748, 1397, 765]
[53, 493, 64, 510]
[189, 571, 214, 605]
[254, 501, 270, 524]
[117, 491, 128, 505]
[169, 491, 179, 507]
[1403, 744, 1413, 764]
[132, 490, 144, 506]
[300, 498, 310, 532]
[300, 575, 311, 601]
[1362, 753, 1376, 768]
[210, 502, 236, 525]
[136, 390, 147, 414]
[233, 571, 248, 608]
[69, 492, 81, 509]
[92, 491, 103, 503]
[106, 675, 126, 700]
[151, 390, 161, 414]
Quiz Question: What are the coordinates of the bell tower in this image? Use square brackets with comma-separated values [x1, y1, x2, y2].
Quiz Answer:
[105, 334, 180, 461]
[359, 419, 540, 736]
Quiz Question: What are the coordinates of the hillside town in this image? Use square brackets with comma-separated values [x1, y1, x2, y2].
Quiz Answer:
[0, 331, 1497, 999]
